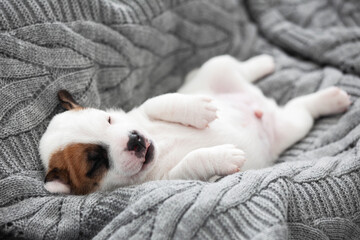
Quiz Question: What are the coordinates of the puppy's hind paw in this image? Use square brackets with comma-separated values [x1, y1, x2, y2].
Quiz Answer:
[318, 87, 351, 115]
[256, 54, 275, 74]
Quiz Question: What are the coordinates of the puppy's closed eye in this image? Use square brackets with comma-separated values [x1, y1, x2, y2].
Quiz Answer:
[86, 145, 110, 178]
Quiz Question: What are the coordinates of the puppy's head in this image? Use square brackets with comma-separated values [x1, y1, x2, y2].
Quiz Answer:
[39, 90, 155, 195]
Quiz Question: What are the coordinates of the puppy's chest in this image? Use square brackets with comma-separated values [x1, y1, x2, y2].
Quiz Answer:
[149, 124, 205, 160]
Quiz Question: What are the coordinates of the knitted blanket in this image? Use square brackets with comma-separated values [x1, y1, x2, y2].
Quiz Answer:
[1, 0, 360, 239]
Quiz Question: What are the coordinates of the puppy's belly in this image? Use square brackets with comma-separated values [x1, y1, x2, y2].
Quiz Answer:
[215, 92, 277, 144]
[212, 94, 278, 169]
[147, 93, 278, 177]
[217, 93, 263, 112]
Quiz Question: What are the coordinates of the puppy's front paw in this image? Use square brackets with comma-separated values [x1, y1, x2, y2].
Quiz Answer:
[185, 96, 218, 129]
[212, 144, 246, 176]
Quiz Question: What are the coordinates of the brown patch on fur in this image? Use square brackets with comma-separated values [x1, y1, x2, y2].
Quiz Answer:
[45, 143, 109, 195]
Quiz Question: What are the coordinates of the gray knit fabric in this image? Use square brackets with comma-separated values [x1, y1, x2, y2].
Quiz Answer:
[1, 0, 360, 239]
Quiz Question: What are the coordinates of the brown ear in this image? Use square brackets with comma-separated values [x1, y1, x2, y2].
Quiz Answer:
[57, 90, 82, 110]
[44, 168, 71, 194]
[45, 167, 70, 183]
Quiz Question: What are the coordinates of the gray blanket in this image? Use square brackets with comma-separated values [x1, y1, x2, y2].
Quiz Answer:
[1, 0, 360, 239]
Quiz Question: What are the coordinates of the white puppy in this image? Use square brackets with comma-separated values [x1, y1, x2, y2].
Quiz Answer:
[39, 55, 351, 195]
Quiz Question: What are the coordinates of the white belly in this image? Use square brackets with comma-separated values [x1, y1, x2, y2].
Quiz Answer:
[146, 91, 278, 179]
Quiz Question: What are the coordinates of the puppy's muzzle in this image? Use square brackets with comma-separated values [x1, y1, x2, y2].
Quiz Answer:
[127, 130, 154, 165]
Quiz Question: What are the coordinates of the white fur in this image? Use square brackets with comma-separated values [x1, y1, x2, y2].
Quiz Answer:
[40, 55, 351, 193]
[44, 180, 71, 194]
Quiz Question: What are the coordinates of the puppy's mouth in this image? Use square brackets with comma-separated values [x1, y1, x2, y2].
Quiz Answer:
[143, 141, 154, 165]
[138, 140, 154, 173]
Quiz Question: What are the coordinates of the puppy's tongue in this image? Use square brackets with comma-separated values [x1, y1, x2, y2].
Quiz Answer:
[145, 141, 151, 149]
[140, 141, 151, 163]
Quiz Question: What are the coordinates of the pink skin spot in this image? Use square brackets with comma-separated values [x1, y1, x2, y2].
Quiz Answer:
[254, 110, 263, 119]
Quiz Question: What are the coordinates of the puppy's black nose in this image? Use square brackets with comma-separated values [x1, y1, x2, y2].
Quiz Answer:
[127, 130, 146, 153]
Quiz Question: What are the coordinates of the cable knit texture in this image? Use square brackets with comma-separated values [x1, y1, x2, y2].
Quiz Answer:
[0, 0, 360, 239]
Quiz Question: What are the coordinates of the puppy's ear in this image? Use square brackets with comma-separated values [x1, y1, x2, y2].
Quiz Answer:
[44, 168, 71, 194]
[57, 90, 82, 110]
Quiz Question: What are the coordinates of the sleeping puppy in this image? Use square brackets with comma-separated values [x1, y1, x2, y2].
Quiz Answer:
[39, 55, 351, 195]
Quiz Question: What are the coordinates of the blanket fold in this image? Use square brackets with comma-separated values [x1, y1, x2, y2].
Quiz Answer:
[0, 0, 359, 239]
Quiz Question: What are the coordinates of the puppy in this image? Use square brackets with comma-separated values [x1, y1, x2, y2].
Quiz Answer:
[39, 55, 351, 195]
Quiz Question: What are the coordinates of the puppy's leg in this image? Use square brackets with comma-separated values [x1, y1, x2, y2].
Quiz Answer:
[178, 55, 275, 94]
[274, 87, 351, 155]
[167, 144, 246, 180]
[141, 93, 217, 129]
[238, 54, 275, 83]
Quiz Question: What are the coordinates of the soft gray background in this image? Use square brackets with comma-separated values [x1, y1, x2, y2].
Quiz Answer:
[0, 0, 360, 239]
